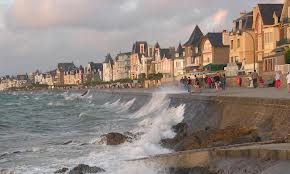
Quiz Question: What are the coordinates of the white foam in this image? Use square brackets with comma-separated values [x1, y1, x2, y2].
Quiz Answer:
[102, 98, 136, 114]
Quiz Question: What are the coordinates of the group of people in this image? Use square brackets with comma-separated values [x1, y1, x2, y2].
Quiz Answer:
[180, 72, 226, 93]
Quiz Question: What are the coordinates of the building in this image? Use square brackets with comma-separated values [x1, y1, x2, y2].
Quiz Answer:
[56, 63, 77, 85]
[227, 11, 255, 75]
[183, 25, 204, 73]
[84, 63, 103, 83]
[173, 43, 185, 77]
[103, 54, 114, 82]
[252, 3, 283, 73]
[45, 70, 57, 86]
[264, 0, 290, 74]
[113, 52, 131, 81]
[200, 31, 230, 71]
[130, 41, 149, 79]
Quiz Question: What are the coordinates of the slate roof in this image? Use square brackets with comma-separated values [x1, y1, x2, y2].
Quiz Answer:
[233, 11, 253, 30]
[57, 63, 77, 72]
[115, 52, 131, 61]
[176, 43, 184, 57]
[184, 25, 204, 47]
[258, 4, 283, 25]
[160, 48, 174, 59]
[88, 62, 103, 71]
[132, 41, 148, 62]
[205, 33, 228, 48]
[155, 42, 160, 48]
[16, 75, 28, 81]
[103, 54, 114, 66]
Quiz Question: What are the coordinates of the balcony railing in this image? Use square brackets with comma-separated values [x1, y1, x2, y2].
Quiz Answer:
[276, 38, 290, 47]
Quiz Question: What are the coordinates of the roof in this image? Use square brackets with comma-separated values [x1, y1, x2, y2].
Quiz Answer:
[132, 41, 148, 62]
[205, 32, 228, 48]
[258, 4, 283, 25]
[160, 48, 174, 59]
[16, 75, 28, 81]
[115, 52, 131, 61]
[233, 11, 253, 30]
[88, 62, 103, 71]
[155, 42, 160, 48]
[184, 25, 204, 47]
[103, 54, 114, 66]
[57, 63, 77, 72]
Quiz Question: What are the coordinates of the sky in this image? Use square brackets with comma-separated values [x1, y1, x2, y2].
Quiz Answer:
[0, 0, 285, 75]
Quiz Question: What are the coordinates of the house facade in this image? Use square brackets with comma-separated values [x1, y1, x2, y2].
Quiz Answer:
[56, 63, 77, 85]
[84, 63, 102, 83]
[200, 31, 230, 71]
[102, 54, 114, 82]
[252, 3, 283, 73]
[113, 52, 131, 81]
[173, 43, 185, 77]
[130, 41, 149, 79]
[228, 11, 255, 74]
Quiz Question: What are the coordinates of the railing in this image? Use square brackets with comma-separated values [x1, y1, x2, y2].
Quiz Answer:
[276, 38, 290, 47]
[275, 64, 290, 74]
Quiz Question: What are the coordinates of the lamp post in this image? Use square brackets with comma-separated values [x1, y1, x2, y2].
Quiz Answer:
[242, 30, 256, 72]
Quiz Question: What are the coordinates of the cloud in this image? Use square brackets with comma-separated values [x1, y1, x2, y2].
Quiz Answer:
[0, 0, 287, 75]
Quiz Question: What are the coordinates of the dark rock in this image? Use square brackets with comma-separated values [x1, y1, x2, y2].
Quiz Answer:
[62, 140, 73, 145]
[54, 167, 69, 173]
[162, 126, 259, 151]
[166, 167, 218, 174]
[99, 132, 129, 145]
[69, 164, 105, 174]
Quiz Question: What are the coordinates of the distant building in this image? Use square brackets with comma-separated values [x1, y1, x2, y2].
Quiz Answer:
[113, 52, 131, 81]
[173, 43, 185, 77]
[200, 31, 230, 71]
[252, 3, 283, 73]
[103, 54, 114, 82]
[56, 63, 77, 85]
[183, 25, 204, 73]
[84, 63, 103, 83]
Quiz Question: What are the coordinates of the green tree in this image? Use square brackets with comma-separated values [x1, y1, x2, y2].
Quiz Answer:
[285, 49, 290, 64]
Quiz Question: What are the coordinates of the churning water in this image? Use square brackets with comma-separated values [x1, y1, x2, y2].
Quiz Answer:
[0, 90, 185, 174]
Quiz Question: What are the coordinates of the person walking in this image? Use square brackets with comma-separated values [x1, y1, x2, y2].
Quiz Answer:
[275, 71, 281, 90]
[287, 72, 290, 93]
[251, 70, 259, 88]
[187, 77, 193, 93]
[236, 75, 242, 87]
[213, 73, 221, 91]
[221, 74, 226, 90]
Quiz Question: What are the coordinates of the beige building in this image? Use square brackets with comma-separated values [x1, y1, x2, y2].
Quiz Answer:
[113, 52, 131, 81]
[183, 25, 204, 73]
[103, 54, 114, 82]
[173, 43, 185, 77]
[228, 12, 255, 74]
[252, 4, 283, 73]
[263, 0, 290, 74]
[200, 32, 230, 71]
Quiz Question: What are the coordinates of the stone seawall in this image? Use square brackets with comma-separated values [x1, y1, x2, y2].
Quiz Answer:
[167, 94, 290, 140]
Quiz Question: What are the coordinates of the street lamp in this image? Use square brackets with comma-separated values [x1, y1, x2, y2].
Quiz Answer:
[242, 30, 256, 72]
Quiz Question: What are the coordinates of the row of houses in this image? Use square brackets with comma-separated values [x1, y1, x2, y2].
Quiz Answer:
[2, 1, 290, 90]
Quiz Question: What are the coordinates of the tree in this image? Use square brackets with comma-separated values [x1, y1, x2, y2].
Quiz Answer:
[285, 49, 290, 64]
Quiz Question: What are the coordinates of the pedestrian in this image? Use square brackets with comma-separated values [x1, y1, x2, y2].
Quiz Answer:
[275, 71, 281, 90]
[287, 72, 290, 93]
[221, 74, 226, 90]
[187, 77, 193, 93]
[236, 75, 242, 87]
[251, 70, 259, 88]
[213, 73, 221, 91]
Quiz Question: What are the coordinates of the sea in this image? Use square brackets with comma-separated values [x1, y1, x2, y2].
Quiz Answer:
[0, 88, 186, 174]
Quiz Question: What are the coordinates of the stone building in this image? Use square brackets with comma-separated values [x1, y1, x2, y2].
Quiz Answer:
[113, 52, 131, 81]
[55, 63, 77, 85]
[84, 63, 102, 83]
[173, 43, 185, 77]
[200, 32, 230, 71]
[102, 54, 114, 82]
[252, 3, 283, 73]
[183, 25, 204, 73]
[227, 11, 255, 75]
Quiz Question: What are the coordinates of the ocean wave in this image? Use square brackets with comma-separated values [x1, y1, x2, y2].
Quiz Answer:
[102, 98, 136, 114]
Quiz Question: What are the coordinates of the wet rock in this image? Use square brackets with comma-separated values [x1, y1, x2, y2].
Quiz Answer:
[162, 126, 259, 151]
[99, 132, 143, 145]
[69, 164, 105, 174]
[54, 167, 69, 173]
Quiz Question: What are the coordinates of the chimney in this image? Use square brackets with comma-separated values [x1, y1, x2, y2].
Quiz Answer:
[222, 30, 230, 46]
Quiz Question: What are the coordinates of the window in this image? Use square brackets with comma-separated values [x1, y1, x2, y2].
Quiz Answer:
[231, 40, 234, 49]
[264, 32, 273, 44]
[140, 44, 145, 54]
[237, 39, 240, 48]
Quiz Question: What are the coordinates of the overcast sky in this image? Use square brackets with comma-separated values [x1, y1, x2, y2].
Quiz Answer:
[0, 0, 284, 75]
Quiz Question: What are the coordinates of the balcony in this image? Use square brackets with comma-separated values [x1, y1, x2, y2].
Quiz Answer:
[276, 38, 290, 47]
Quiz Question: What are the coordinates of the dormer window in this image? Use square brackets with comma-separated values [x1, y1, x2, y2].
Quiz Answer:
[273, 12, 278, 25]
[140, 44, 145, 54]
[239, 20, 243, 30]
